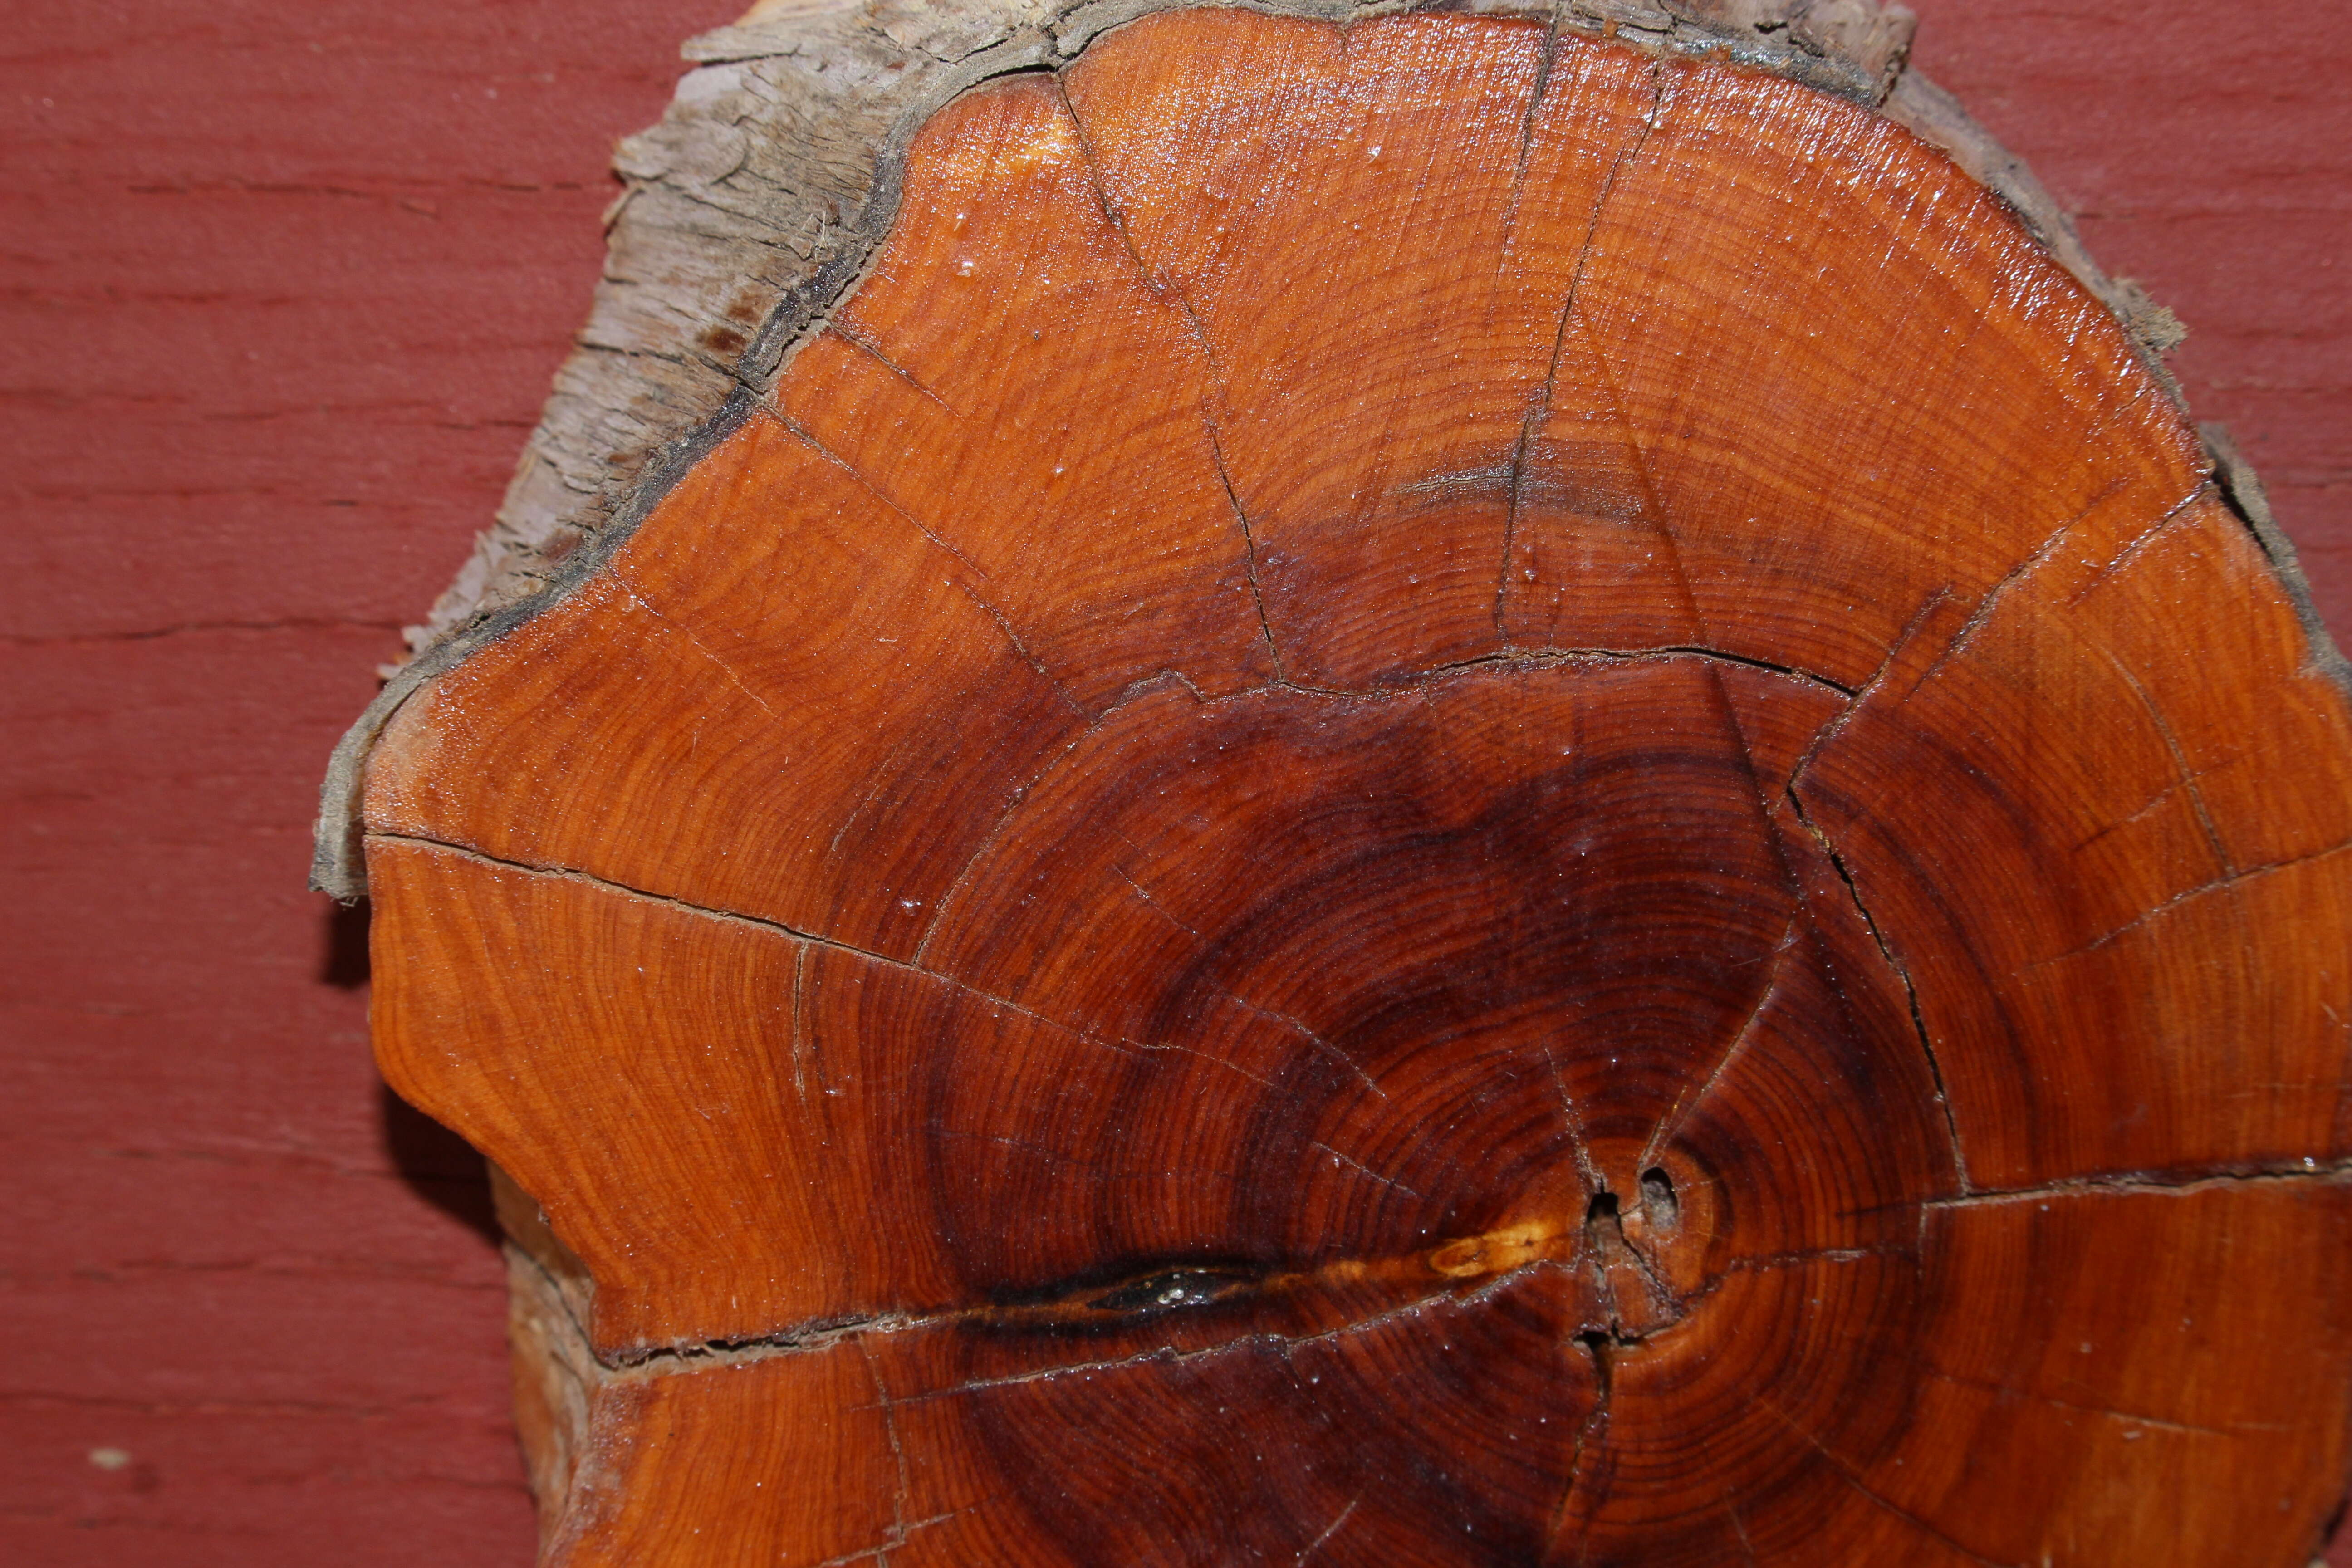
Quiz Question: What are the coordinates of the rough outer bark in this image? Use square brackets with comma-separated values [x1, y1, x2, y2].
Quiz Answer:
[327, 1, 2352, 1563]
[311, 0, 2295, 901]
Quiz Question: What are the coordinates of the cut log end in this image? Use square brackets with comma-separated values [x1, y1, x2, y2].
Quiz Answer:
[344, 4, 2352, 1564]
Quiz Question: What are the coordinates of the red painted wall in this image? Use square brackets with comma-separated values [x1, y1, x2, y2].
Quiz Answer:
[3, 3, 2345, 1563]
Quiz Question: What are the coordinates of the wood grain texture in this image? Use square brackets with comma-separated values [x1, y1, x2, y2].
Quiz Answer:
[302, 0, 2075, 899]
[8, 1, 2352, 1566]
[353, 7, 2352, 1564]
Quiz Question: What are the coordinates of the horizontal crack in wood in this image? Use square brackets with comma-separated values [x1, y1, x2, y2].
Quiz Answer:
[1920, 1161, 2352, 1210]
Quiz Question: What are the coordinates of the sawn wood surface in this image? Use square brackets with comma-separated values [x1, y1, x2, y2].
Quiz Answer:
[353, 8, 2352, 1564]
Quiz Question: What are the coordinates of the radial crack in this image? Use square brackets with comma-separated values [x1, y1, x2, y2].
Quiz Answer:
[2100, 647, 2234, 878]
[1493, 8, 1560, 269]
[2024, 837, 2352, 968]
[605, 1306, 931, 1378]
[1912, 1365, 2286, 1439]
[1546, 1325, 1617, 1563]
[1639, 921, 1796, 1171]
[859, 1340, 914, 1556]
[1309, 1141, 1424, 1198]
[1295, 1497, 1360, 1564]
[2060, 486, 2205, 608]
[1229, 995, 1388, 1102]
[1922, 1159, 2351, 1209]
[1671, 1243, 1914, 1314]
[1789, 480, 2210, 802]
[1109, 857, 1389, 1101]
[903, 1259, 1555, 1406]
[914, 673, 1197, 961]
[1495, 55, 1666, 638]
[1729, 1504, 1759, 1566]
[600, 1224, 1613, 1387]
[1780, 586, 1952, 796]
[1049, 70, 1289, 682]
[1538, 1039, 1605, 1193]
[828, 322, 955, 412]
[1782, 789, 1971, 1194]
[788, 944, 813, 1111]
[1752, 1395, 2016, 1568]
[774, 410, 1087, 718]
[372, 830, 1168, 1080]
[606, 567, 781, 722]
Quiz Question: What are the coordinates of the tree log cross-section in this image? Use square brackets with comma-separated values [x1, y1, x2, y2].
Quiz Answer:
[319, 1, 2352, 1563]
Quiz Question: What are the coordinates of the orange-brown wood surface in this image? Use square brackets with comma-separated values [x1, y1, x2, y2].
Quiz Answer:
[358, 10, 2352, 1564]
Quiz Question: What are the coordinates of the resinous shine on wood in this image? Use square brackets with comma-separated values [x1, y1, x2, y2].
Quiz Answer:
[353, 8, 2352, 1564]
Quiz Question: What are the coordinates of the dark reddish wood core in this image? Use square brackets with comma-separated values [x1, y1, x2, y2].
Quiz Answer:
[361, 10, 2352, 1564]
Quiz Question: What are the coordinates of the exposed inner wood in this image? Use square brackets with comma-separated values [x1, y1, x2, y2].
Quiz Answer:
[354, 7, 2352, 1565]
